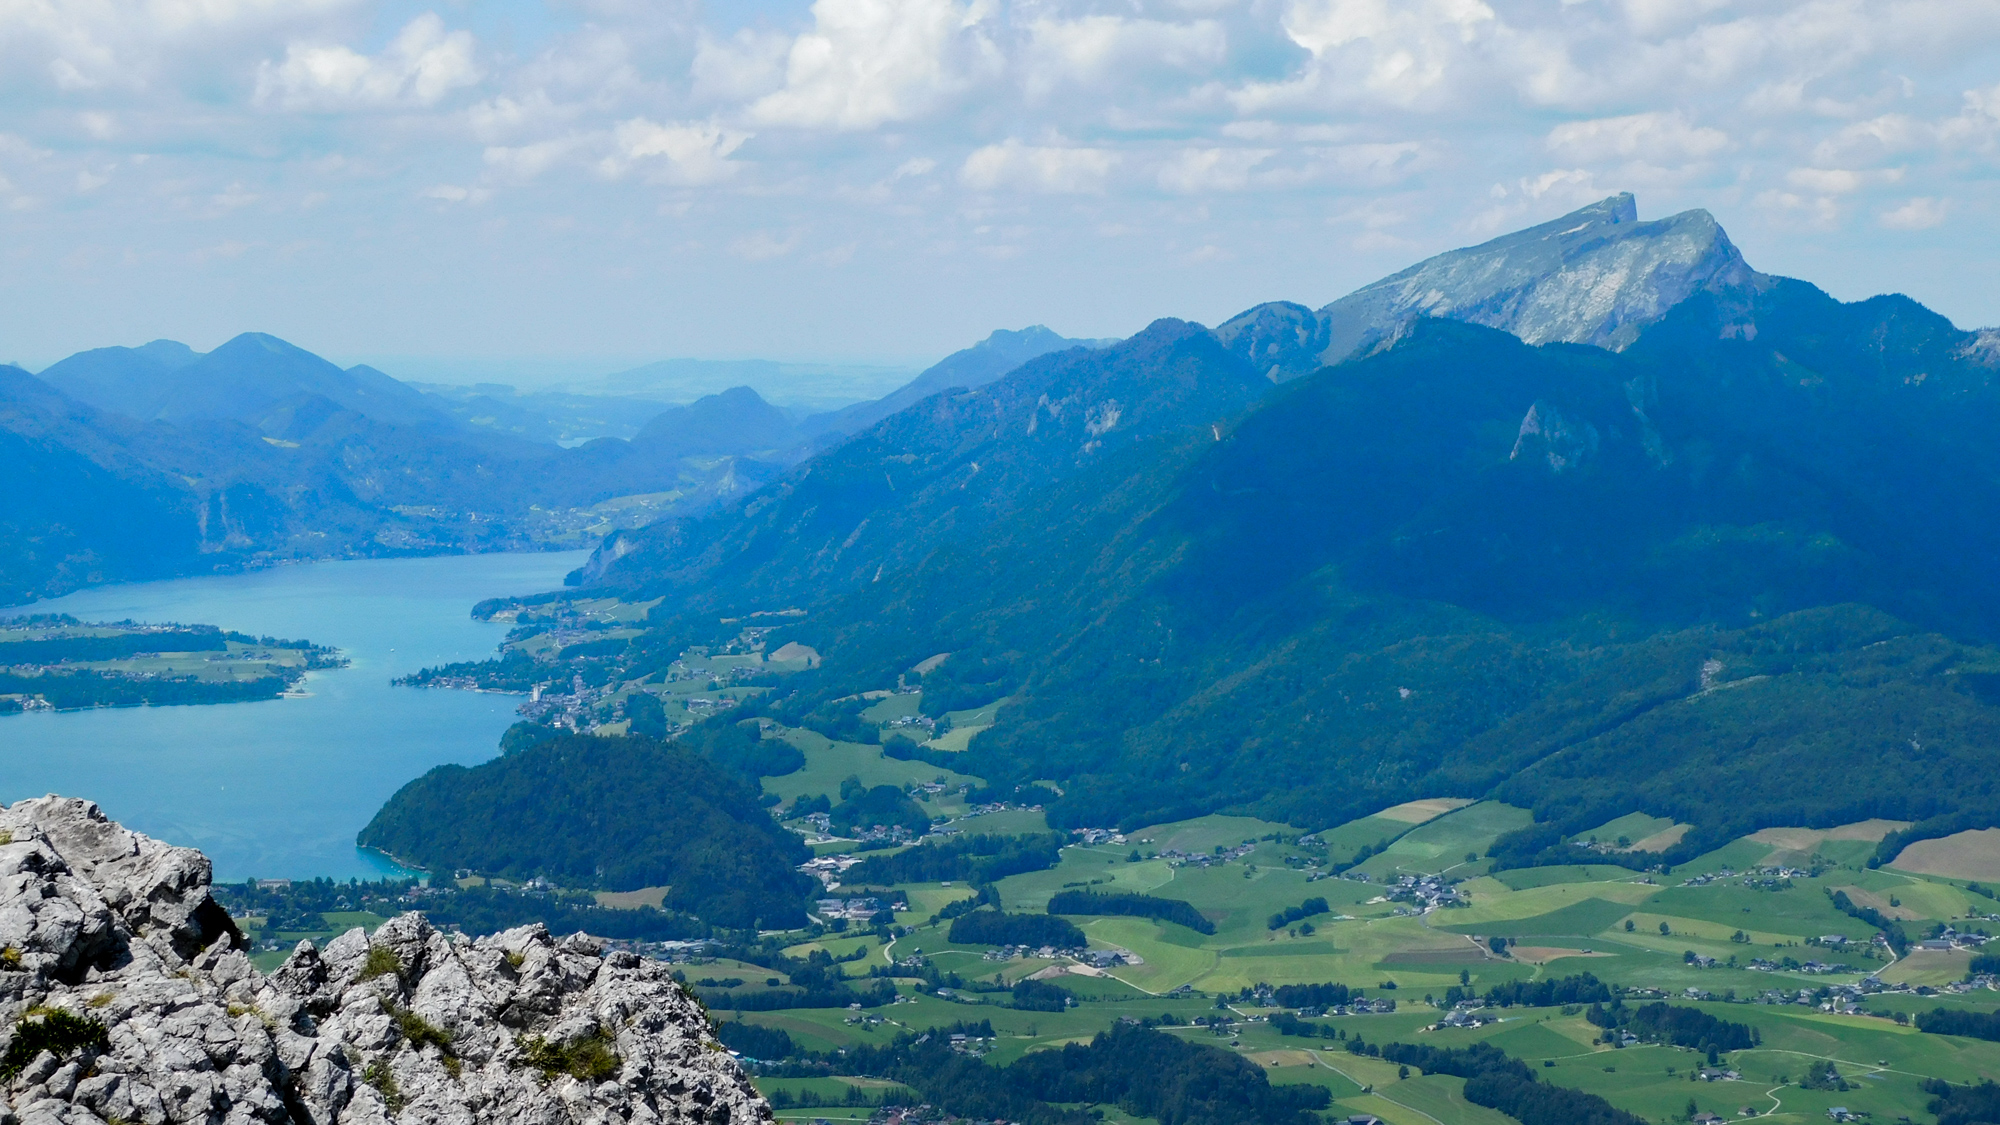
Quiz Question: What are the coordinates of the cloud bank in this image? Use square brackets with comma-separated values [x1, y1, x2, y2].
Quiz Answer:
[1, 0, 1998, 372]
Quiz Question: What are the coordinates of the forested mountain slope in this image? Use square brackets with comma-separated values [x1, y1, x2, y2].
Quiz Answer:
[0, 326, 1100, 605]
[0, 366, 208, 603]
[574, 320, 1267, 594]
[798, 325, 1103, 439]
[539, 201, 2000, 868]
[39, 332, 450, 427]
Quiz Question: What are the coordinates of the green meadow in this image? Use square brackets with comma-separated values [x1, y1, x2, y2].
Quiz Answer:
[722, 702, 2000, 1124]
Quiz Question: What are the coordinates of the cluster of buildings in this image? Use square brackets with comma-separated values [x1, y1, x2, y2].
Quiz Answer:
[1916, 925, 1991, 951]
[602, 938, 714, 963]
[1074, 828, 1127, 846]
[1693, 1066, 1743, 1082]
[1295, 997, 1397, 1016]
[1744, 958, 1851, 974]
[980, 943, 1084, 961]
[1158, 842, 1256, 869]
[1378, 874, 1467, 910]
[1075, 948, 1136, 969]
[816, 896, 899, 921]
[1748, 981, 1885, 1009]
[943, 1032, 992, 1056]
[1433, 1004, 1499, 1029]
[863, 1103, 1007, 1125]
[518, 674, 612, 729]
[799, 853, 861, 889]
[957, 801, 1046, 820]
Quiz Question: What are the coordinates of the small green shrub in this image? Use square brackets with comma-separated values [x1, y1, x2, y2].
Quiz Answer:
[359, 945, 401, 981]
[362, 1059, 404, 1110]
[390, 1006, 455, 1057]
[0, 1008, 110, 1079]
[517, 1029, 621, 1083]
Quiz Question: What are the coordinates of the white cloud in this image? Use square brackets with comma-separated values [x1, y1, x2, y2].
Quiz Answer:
[604, 119, 750, 186]
[1022, 15, 1226, 96]
[483, 139, 575, 181]
[1755, 189, 1841, 227]
[1158, 147, 1273, 193]
[423, 183, 491, 204]
[731, 229, 802, 260]
[748, 0, 998, 130]
[1812, 114, 1930, 166]
[256, 13, 481, 111]
[1880, 196, 1947, 229]
[9, 0, 2000, 361]
[1786, 166, 1903, 194]
[961, 139, 1116, 194]
[211, 182, 258, 210]
[691, 28, 792, 103]
[0, 0, 354, 92]
[466, 92, 568, 145]
[1234, 0, 1499, 111]
[1545, 112, 1729, 164]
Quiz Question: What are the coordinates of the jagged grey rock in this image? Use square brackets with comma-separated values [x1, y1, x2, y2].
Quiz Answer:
[0, 796, 769, 1125]
[1217, 193, 1766, 380]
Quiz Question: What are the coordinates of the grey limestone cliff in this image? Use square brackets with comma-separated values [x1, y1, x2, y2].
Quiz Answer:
[0, 796, 768, 1125]
[1218, 193, 1765, 380]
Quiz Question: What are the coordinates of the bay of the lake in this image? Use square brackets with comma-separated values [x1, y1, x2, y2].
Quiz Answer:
[3, 551, 588, 882]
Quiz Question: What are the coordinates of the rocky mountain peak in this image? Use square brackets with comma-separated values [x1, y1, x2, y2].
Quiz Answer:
[1218, 194, 1765, 380]
[0, 796, 767, 1125]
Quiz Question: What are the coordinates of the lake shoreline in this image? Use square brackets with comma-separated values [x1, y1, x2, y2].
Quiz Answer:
[2, 551, 586, 882]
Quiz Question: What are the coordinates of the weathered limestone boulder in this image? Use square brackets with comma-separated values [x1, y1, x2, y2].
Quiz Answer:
[0, 797, 770, 1125]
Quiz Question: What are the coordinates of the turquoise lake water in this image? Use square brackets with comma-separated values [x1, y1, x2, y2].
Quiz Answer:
[3, 551, 588, 882]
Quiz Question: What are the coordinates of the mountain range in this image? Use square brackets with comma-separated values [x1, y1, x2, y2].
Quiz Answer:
[510, 194, 2000, 868]
[0, 326, 1093, 604]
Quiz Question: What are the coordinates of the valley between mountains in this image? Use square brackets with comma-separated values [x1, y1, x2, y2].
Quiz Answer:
[16, 195, 2000, 1125]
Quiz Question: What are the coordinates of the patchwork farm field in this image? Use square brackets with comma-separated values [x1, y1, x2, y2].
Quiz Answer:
[723, 707, 2000, 1125]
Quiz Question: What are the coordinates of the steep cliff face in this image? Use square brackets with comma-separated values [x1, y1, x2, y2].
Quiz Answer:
[0, 797, 767, 1125]
[1217, 193, 1766, 379]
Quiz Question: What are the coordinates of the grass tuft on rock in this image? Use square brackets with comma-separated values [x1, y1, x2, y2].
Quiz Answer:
[359, 945, 401, 981]
[517, 1028, 621, 1083]
[0, 1007, 110, 1079]
[362, 1059, 404, 1110]
[390, 1005, 455, 1057]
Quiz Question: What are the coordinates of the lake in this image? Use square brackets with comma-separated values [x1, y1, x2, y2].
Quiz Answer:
[4, 551, 588, 882]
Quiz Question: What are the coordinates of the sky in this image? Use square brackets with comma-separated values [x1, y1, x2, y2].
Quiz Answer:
[3, 0, 1999, 384]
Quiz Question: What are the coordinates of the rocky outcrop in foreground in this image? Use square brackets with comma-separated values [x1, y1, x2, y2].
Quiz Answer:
[0, 796, 769, 1125]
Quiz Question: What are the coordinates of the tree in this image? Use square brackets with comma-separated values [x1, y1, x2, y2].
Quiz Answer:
[1660, 921, 1671, 935]
[1488, 936, 1508, 956]
[1625, 919, 1636, 932]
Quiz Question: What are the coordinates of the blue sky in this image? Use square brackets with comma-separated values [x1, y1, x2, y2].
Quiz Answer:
[2, 0, 1999, 383]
